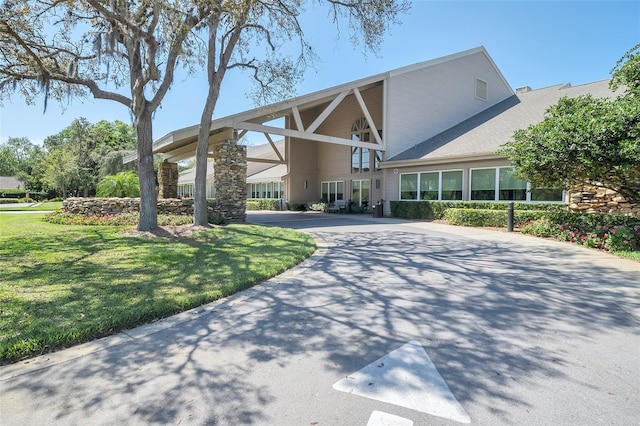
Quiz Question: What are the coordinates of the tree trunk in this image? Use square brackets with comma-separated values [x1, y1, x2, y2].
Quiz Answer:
[136, 109, 158, 231]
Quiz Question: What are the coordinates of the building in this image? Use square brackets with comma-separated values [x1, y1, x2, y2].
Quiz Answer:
[162, 46, 617, 213]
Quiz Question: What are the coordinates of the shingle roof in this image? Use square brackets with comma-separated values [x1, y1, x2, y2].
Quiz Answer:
[386, 80, 617, 163]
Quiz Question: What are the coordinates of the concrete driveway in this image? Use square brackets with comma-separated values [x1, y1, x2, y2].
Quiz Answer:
[1, 212, 639, 425]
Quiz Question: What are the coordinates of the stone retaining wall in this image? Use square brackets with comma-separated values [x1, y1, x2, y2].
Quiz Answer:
[569, 185, 639, 216]
[62, 197, 219, 218]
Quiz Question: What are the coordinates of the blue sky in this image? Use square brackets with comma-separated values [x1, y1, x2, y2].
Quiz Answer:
[0, 0, 638, 146]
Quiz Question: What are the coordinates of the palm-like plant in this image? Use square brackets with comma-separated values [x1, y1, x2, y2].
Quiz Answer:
[96, 171, 140, 198]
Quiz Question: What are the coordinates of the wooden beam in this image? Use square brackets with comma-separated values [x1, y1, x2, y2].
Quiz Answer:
[246, 158, 286, 164]
[291, 105, 304, 131]
[353, 87, 384, 147]
[235, 121, 385, 151]
[264, 133, 285, 162]
[305, 89, 351, 134]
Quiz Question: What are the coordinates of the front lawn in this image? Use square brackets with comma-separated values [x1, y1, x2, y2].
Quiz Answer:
[0, 201, 63, 211]
[0, 214, 315, 363]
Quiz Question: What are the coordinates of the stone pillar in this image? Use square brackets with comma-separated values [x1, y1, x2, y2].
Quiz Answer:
[213, 139, 247, 222]
[158, 160, 178, 199]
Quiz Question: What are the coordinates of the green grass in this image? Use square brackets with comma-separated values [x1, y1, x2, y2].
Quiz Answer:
[0, 201, 63, 211]
[0, 214, 315, 363]
[612, 250, 640, 261]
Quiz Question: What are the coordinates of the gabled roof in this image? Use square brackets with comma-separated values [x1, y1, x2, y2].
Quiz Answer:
[0, 176, 23, 189]
[146, 46, 500, 162]
[384, 79, 618, 166]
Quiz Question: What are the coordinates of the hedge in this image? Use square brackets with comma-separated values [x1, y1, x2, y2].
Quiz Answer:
[245, 198, 282, 211]
[444, 208, 549, 227]
[390, 200, 566, 220]
[0, 198, 20, 204]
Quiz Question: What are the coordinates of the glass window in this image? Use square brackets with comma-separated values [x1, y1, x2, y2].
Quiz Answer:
[352, 147, 360, 173]
[400, 173, 418, 200]
[420, 172, 439, 200]
[322, 181, 344, 203]
[362, 149, 370, 172]
[374, 151, 382, 171]
[499, 168, 527, 201]
[441, 171, 463, 200]
[471, 169, 496, 200]
[531, 187, 563, 202]
[352, 180, 370, 207]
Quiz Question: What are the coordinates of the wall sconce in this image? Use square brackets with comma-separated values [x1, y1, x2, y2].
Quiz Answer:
[375, 179, 380, 189]
[304, 180, 308, 189]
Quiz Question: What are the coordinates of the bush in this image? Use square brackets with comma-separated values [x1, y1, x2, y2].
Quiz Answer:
[44, 212, 194, 226]
[307, 201, 327, 212]
[390, 200, 566, 220]
[0, 198, 19, 204]
[245, 198, 281, 211]
[287, 203, 307, 211]
[444, 208, 548, 227]
[520, 212, 640, 252]
[96, 171, 140, 198]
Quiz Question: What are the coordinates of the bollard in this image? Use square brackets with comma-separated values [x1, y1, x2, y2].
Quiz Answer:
[507, 201, 514, 232]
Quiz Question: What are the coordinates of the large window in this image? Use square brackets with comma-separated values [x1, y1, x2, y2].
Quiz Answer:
[178, 183, 194, 198]
[321, 181, 344, 203]
[351, 118, 381, 173]
[400, 170, 463, 201]
[470, 167, 563, 202]
[352, 180, 370, 207]
[250, 182, 284, 199]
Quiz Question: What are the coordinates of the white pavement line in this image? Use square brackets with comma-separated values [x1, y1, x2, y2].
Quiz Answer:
[333, 341, 471, 424]
[367, 411, 414, 426]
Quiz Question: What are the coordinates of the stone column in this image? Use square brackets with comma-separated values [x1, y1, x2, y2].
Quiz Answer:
[213, 140, 247, 222]
[158, 160, 178, 199]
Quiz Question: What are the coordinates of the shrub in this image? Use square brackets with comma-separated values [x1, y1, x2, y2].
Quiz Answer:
[0, 198, 19, 204]
[390, 200, 566, 220]
[44, 212, 193, 226]
[245, 198, 281, 211]
[287, 203, 306, 211]
[520, 213, 640, 252]
[307, 201, 327, 212]
[96, 171, 140, 198]
[444, 208, 548, 227]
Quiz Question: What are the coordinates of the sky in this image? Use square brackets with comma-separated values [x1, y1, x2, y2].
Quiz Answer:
[0, 0, 638, 147]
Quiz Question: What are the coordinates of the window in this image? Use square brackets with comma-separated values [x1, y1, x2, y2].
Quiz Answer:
[420, 172, 439, 200]
[250, 182, 284, 199]
[400, 173, 418, 200]
[352, 180, 370, 207]
[178, 183, 194, 198]
[475, 78, 488, 101]
[351, 118, 381, 174]
[441, 171, 463, 200]
[470, 167, 563, 202]
[321, 181, 344, 203]
[401, 170, 463, 201]
[499, 168, 527, 201]
[470, 168, 496, 200]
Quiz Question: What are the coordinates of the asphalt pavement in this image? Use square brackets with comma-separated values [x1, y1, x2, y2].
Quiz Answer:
[1, 211, 639, 425]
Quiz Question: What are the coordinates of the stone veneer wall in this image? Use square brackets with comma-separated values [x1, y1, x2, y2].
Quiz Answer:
[158, 161, 178, 199]
[569, 185, 640, 216]
[213, 140, 247, 222]
[63, 197, 216, 216]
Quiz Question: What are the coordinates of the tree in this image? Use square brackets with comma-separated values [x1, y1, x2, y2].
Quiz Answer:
[191, 0, 411, 225]
[0, 1, 206, 230]
[96, 171, 140, 198]
[498, 44, 640, 202]
[0, 136, 46, 189]
[42, 118, 137, 195]
[42, 148, 78, 198]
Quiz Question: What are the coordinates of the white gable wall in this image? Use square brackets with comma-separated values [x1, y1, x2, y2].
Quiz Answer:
[385, 50, 514, 159]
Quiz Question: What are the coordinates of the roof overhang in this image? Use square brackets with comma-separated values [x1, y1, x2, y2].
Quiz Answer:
[381, 153, 505, 169]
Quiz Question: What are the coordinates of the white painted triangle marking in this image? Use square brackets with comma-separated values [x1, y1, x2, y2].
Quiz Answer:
[333, 341, 471, 424]
[367, 411, 414, 426]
